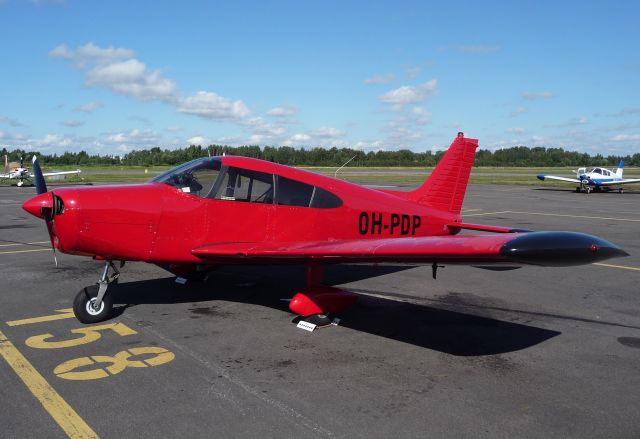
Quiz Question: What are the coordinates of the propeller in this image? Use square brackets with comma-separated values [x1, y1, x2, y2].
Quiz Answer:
[31, 155, 58, 266]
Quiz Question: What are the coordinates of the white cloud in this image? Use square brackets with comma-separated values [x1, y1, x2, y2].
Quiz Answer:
[107, 129, 160, 145]
[187, 136, 208, 145]
[165, 125, 183, 132]
[53, 42, 250, 122]
[509, 106, 528, 117]
[522, 91, 555, 100]
[287, 133, 311, 143]
[86, 59, 177, 102]
[50, 42, 134, 67]
[612, 134, 640, 141]
[62, 119, 84, 127]
[379, 79, 437, 107]
[284, 127, 346, 147]
[364, 74, 395, 85]
[75, 102, 102, 113]
[406, 66, 421, 79]
[506, 127, 526, 134]
[412, 107, 432, 125]
[177, 91, 250, 120]
[266, 105, 298, 117]
[309, 127, 345, 139]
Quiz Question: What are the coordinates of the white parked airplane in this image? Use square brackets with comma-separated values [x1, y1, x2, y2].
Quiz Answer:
[1, 155, 81, 187]
[537, 160, 640, 193]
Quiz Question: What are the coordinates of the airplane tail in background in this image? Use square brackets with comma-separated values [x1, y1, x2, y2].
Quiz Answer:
[408, 132, 478, 214]
[3, 155, 7, 173]
[615, 160, 624, 178]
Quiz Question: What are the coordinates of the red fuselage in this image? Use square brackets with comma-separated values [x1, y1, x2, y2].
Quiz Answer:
[25, 157, 459, 265]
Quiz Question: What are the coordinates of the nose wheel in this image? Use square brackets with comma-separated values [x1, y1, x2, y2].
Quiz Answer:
[73, 260, 120, 324]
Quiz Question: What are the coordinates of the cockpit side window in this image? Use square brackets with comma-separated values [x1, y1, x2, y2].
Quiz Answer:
[593, 168, 602, 174]
[152, 157, 222, 198]
[211, 166, 275, 203]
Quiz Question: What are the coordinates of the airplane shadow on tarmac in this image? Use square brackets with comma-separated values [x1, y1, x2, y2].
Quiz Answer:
[107, 264, 560, 357]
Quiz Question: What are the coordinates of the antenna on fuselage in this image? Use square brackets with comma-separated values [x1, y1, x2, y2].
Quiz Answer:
[334, 154, 357, 179]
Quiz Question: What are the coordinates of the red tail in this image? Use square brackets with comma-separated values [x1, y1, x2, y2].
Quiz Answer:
[409, 132, 478, 214]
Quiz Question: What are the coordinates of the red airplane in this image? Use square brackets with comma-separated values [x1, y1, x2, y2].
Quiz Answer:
[22, 133, 627, 324]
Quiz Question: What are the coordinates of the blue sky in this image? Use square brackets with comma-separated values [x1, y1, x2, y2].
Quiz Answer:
[1, 0, 639, 155]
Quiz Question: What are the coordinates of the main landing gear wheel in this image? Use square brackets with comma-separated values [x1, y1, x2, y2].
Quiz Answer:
[73, 285, 114, 324]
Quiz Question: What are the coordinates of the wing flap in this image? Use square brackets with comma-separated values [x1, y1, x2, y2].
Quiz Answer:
[191, 235, 516, 264]
[192, 231, 627, 267]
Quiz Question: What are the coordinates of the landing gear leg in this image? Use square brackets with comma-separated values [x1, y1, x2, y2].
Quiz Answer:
[73, 261, 120, 324]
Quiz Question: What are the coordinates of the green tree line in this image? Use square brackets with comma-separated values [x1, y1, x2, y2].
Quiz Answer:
[2, 144, 639, 168]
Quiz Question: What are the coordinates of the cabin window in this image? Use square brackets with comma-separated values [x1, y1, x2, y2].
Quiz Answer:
[275, 176, 314, 207]
[593, 168, 602, 174]
[310, 187, 342, 208]
[212, 167, 275, 203]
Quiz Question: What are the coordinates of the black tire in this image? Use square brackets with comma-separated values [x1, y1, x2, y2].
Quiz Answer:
[73, 285, 113, 324]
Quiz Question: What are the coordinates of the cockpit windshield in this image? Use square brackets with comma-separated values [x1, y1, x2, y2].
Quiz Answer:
[152, 157, 222, 197]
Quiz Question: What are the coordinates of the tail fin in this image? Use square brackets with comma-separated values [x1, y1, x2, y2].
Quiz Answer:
[3, 155, 7, 173]
[615, 160, 624, 178]
[408, 132, 478, 214]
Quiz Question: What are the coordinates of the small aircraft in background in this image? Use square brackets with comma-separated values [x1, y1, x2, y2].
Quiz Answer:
[537, 160, 640, 193]
[22, 133, 627, 325]
[1, 155, 81, 187]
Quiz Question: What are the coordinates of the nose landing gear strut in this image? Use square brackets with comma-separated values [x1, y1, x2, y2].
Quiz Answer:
[73, 260, 122, 324]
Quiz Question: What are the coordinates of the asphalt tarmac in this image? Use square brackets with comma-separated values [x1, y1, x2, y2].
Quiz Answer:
[1, 184, 639, 439]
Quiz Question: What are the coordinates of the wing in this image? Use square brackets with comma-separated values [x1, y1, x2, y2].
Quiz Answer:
[191, 232, 626, 267]
[597, 178, 640, 186]
[536, 174, 581, 183]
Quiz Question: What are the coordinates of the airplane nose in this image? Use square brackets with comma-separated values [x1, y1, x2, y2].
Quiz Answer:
[22, 192, 53, 219]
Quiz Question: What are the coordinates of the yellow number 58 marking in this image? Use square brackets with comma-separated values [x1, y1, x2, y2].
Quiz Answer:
[25, 323, 137, 349]
[54, 347, 175, 380]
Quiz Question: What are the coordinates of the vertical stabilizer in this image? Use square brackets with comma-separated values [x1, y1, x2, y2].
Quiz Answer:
[409, 132, 478, 214]
[4, 155, 8, 173]
[615, 160, 624, 178]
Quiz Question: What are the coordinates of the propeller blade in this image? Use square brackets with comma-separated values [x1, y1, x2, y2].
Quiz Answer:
[41, 204, 58, 267]
[31, 155, 48, 195]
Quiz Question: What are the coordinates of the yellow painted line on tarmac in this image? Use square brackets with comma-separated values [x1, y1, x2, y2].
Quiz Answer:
[593, 263, 640, 271]
[0, 248, 51, 255]
[0, 330, 99, 439]
[0, 241, 50, 247]
[464, 210, 640, 222]
[6, 309, 75, 327]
